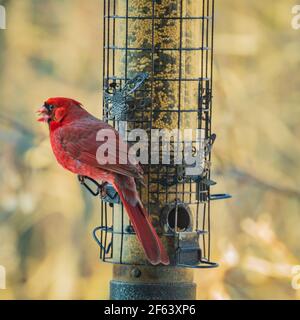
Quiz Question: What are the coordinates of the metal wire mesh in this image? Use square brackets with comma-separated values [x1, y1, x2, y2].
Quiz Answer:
[82, 0, 227, 268]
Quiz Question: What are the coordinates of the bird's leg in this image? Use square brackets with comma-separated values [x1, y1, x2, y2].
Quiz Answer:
[78, 175, 85, 184]
[99, 181, 109, 198]
[78, 175, 103, 197]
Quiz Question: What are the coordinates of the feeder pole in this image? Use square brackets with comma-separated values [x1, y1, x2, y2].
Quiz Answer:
[100, 0, 217, 300]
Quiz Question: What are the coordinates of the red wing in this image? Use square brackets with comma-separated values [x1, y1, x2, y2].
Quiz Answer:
[57, 119, 143, 180]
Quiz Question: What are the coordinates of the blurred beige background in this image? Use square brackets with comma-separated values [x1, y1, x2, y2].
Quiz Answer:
[0, 0, 299, 300]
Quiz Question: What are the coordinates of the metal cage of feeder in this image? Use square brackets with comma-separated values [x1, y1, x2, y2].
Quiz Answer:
[80, 0, 230, 271]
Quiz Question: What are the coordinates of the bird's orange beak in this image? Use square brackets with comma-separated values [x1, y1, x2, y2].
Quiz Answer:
[36, 106, 51, 122]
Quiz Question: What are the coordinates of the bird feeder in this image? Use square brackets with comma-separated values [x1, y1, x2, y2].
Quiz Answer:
[79, 0, 230, 300]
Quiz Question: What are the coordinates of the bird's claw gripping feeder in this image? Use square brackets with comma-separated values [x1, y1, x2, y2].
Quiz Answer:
[80, 0, 230, 300]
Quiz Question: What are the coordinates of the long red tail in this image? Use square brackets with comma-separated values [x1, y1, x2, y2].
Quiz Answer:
[113, 177, 169, 265]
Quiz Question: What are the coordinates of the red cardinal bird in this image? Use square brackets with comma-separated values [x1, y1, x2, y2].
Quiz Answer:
[37, 97, 169, 265]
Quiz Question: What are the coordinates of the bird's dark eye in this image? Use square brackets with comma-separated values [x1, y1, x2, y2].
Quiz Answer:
[44, 103, 54, 112]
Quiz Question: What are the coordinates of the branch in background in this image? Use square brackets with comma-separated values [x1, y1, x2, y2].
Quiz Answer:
[0, 112, 35, 137]
[226, 168, 300, 198]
